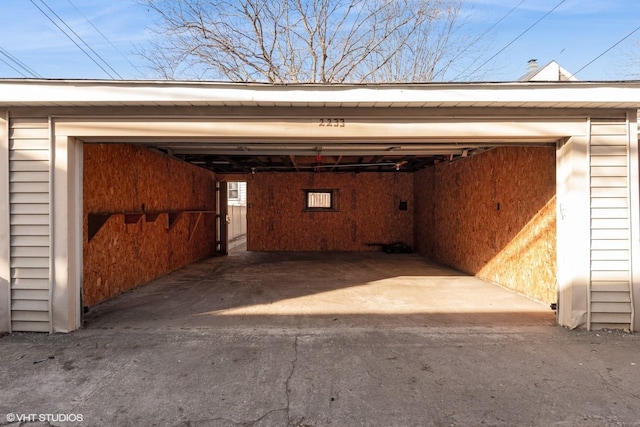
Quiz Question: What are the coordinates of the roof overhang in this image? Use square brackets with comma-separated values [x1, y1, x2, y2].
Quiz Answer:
[1, 79, 640, 109]
[2, 79, 638, 174]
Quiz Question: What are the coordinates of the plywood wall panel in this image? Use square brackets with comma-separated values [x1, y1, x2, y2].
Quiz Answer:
[414, 147, 556, 304]
[84, 144, 216, 213]
[247, 172, 413, 251]
[83, 144, 217, 307]
[478, 197, 556, 303]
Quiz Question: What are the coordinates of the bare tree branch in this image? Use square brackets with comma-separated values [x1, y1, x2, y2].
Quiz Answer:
[139, 0, 487, 82]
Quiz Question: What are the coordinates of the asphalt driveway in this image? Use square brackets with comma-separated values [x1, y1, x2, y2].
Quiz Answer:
[1, 251, 639, 426]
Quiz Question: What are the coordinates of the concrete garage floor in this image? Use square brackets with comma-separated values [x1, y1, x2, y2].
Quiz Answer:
[2, 250, 640, 426]
[85, 249, 555, 330]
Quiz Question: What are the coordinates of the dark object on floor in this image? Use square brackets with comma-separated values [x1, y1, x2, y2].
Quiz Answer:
[366, 242, 413, 254]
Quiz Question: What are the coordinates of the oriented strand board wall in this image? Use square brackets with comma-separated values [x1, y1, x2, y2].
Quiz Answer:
[414, 147, 557, 304]
[83, 144, 217, 307]
[248, 172, 413, 251]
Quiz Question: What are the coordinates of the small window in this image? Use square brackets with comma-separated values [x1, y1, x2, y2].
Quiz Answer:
[308, 191, 332, 208]
[304, 189, 338, 211]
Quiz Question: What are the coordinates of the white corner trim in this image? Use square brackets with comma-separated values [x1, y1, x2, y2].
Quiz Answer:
[0, 110, 10, 333]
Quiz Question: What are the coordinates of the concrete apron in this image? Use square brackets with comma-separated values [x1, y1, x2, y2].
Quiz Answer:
[84, 250, 554, 330]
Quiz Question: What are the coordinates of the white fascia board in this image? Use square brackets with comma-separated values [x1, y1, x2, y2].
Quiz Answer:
[0, 79, 639, 108]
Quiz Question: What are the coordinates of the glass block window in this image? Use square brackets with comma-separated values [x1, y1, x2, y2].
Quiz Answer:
[304, 189, 338, 211]
[307, 191, 331, 208]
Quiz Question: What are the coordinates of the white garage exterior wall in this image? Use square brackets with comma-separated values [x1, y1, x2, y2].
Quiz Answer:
[0, 80, 639, 333]
[589, 118, 638, 329]
[555, 112, 640, 331]
[7, 117, 51, 332]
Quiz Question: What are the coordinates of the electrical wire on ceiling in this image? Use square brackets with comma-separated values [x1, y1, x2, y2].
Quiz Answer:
[467, 0, 567, 77]
[0, 46, 41, 78]
[66, 0, 144, 79]
[30, 0, 123, 79]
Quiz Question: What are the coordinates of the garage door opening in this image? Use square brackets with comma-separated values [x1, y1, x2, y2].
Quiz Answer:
[81, 138, 557, 324]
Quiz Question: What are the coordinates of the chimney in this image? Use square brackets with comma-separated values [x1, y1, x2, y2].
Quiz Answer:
[527, 59, 538, 73]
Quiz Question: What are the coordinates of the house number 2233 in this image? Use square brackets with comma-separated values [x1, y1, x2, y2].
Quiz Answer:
[318, 118, 345, 127]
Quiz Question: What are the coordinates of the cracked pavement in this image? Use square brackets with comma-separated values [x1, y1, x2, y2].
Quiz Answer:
[2, 252, 640, 426]
[2, 325, 640, 426]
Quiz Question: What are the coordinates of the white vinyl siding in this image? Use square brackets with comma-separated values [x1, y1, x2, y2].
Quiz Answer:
[589, 119, 633, 330]
[238, 182, 247, 202]
[9, 117, 50, 333]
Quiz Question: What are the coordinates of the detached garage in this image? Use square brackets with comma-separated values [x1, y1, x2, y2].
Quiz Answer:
[0, 79, 639, 333]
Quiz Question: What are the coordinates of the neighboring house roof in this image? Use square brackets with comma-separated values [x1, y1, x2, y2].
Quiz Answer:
[519, 60, 578, 82]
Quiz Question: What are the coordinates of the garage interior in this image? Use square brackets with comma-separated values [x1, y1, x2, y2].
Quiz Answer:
[82, 138, 557, 318]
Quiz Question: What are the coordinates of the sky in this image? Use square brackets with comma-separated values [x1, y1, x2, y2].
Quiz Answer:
[0, 0, 639, 82]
